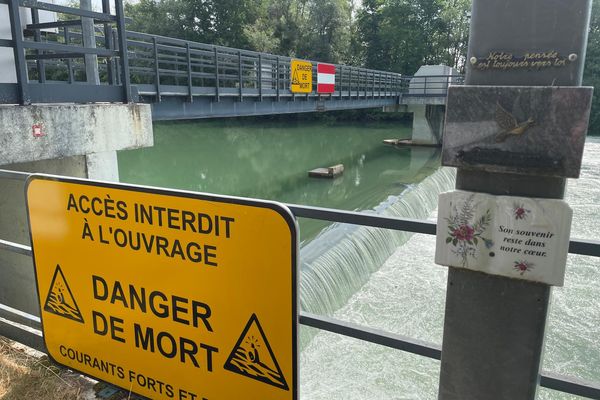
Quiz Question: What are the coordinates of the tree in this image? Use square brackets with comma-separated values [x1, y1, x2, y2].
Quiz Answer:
[125, 0, 260, 48]
[356, 0, 470, 74]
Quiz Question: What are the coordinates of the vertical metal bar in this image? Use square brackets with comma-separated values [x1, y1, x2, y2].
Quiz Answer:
[372, 71, 375, 99]
[112, 29, 120, 85]
[291, 60, 295, 102]
[8, 0, 29, 104]
[349, 68, 353, 99]
[64, 27, 74, 83]
[214, 47, 220, 102]
[31, 8, 45, 83]
[378, 72, 381, 98]
[424, 76, 427, 95]
[81, 0, 99, 84]
[354, 69, 357, 99]
[339, 65, 343, 99]
[186, 43, 193, 103]
[238, 50, 243, 102]
[114, 0, 132, 102]
[152, 37, 161, 102]
[258, 53, 263, 102]
[276, 56, 280, 101]
[102, 0, 114, 85]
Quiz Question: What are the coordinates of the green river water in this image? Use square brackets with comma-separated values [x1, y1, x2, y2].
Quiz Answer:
[117, 119, 600, 400]
[118, 119, 440, 240]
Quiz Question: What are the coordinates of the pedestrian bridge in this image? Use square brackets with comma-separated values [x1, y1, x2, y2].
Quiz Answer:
[0, 0, 461, 121]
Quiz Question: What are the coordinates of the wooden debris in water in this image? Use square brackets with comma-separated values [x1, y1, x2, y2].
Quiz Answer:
[308, 164, 344, 178]
[383, 139, 441, 148]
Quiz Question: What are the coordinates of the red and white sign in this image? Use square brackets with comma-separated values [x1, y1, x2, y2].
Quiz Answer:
[317, 63, 336, 93]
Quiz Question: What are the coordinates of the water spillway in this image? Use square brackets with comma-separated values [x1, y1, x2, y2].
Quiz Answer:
[299, 167, 455, 320]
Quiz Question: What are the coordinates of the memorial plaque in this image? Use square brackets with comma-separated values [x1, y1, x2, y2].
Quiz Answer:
[466, 0, 591, 86]
[442, 85, 593, 178]
[435, 190, 572, 286]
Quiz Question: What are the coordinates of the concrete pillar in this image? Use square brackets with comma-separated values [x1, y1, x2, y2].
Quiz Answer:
[86, 150, 119, 181]
[407, 104, 444, 145]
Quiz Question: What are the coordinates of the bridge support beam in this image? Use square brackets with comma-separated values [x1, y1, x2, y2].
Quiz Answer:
[0, 103, 153, 315]
[407, 104, 445, 145]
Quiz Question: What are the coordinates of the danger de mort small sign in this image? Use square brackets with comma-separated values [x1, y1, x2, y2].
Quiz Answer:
[26, 175, 298, 400]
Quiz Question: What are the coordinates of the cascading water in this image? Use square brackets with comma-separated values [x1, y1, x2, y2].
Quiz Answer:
[299, 167, 456, 342]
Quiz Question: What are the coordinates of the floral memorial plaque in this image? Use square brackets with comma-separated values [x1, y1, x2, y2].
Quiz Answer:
[435, 190, 572, 286]
[442, 85, 593, 178]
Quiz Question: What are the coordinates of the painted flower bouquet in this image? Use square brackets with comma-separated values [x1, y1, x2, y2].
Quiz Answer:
[445, 194, 493, 267]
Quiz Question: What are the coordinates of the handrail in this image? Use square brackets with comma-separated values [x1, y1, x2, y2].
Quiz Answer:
[1, 0, 131, 104]
[0, 170, 599, 398]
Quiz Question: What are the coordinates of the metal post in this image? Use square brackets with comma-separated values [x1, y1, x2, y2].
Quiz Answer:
[64, 27, 74, 83]
[276, 56, 280, 101]
[114, 0, 131, 102]
[339, 65, 343, 99]
[186, 43, 193, 103]
[437, 1, 593, 399]
[213, 47, 220, 102]
[80, 0, 100, 85]
[258, 53, 263, 101]
[31, 8, 46, 83]
[238, 50, 243, 102]
[152, 37, 161, 102]
[8, 0, 29, 104]
[112, 29, 120, 85]
[102, 0, 114, 85]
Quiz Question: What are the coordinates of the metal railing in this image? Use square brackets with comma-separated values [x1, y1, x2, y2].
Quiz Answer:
[126, 31, 405, 102]
[0, 0, 131, 104]
[0, 4, 461, 106]
[0, 168, 599, 398]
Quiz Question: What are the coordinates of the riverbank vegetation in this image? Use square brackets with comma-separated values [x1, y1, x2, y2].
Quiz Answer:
[124, 0, 600, 135]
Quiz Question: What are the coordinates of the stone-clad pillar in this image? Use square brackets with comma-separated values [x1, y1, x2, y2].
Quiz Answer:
[436, 1, 593, 399]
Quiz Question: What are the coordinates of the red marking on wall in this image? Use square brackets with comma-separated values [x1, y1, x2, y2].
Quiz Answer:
[32, 124, 45, 138]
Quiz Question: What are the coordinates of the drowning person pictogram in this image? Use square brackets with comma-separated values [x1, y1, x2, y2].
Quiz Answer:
[224, 313, 289, 391]
[43, 264, 84, 323]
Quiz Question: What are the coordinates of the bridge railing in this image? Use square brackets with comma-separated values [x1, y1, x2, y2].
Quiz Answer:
[1, 7, 461, 107]
[125, 31, 405, 103]
[0, 168, 599, 398]
[402, 74, 465, 97]
[0, 0, 132, 104]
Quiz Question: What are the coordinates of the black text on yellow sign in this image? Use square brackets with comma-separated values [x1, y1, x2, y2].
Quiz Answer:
[26, 176, 298, 400]
[290, 60, 313, 93]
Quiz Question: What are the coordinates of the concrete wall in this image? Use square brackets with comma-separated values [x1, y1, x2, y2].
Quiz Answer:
[0, 103, 153, 315]
[0, 103, 153, 165]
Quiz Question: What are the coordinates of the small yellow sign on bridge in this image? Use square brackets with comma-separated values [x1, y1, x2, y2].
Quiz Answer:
[26, 176, 298, 400]
[290, 60, 313, 93]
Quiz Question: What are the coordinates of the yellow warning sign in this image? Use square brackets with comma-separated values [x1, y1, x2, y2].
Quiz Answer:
[26, 175, 298, 400]
[290, 59, 312, 93]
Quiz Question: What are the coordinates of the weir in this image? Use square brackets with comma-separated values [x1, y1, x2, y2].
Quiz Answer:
[299, 167, 455, 318]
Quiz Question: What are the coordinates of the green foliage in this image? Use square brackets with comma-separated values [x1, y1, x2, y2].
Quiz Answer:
[356, 0, 470, 74]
